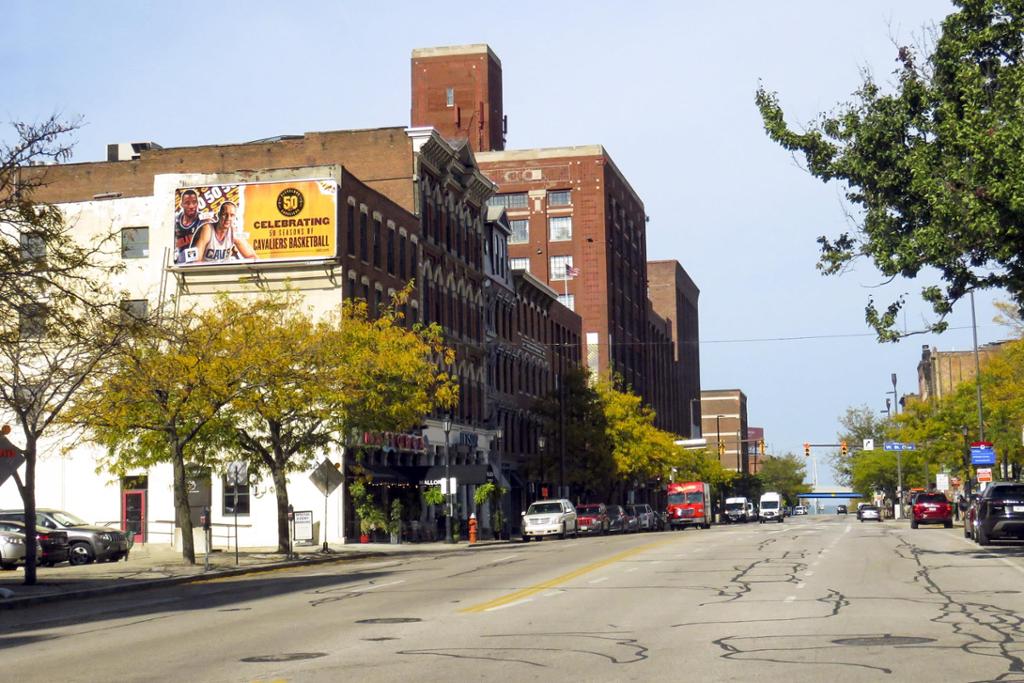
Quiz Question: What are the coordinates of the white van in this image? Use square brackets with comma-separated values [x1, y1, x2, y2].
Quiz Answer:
[724, 497, 750, 523]
[759, 492, 783, 523]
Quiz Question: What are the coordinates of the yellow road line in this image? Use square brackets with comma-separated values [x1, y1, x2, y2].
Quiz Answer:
[461, 538, 676, 613]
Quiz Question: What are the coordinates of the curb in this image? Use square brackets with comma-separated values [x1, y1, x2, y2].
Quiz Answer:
[0, 539, 519, 610]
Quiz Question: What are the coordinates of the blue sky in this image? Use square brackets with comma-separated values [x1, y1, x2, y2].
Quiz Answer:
[4, 1, 1000, 485]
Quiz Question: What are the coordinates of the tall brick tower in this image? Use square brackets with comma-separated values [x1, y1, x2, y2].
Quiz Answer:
[411, 44, 505, 153]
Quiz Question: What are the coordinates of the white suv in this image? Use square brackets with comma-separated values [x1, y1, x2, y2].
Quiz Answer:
[522, 499, 578, 541]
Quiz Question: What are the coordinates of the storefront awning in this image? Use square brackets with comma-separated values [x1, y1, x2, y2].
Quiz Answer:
[423, 464, 494, 486]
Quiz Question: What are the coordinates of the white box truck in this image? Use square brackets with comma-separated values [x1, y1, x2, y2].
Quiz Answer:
[759, 492, 783, 523]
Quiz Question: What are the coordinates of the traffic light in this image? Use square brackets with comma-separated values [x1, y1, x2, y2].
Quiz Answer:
[759, 439, 766, 455]
[841, 440, 848, 456]
[803, 442, 810, 457]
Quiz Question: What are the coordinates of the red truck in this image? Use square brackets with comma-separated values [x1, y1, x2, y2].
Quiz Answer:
[667, 481, 712, 530]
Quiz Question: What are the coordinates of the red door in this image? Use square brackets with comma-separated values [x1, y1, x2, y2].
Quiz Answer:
[122, 490, 146, 543]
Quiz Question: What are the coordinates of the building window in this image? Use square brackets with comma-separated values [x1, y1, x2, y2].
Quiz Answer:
[398, 235, 407, 280]
[346, 204, 355, 256]
[446, 87, 455, 107]
[509, 257, 530, 272]
[549, 255, 574, 280]
[557, 294, 575, 311]
[359, 212, 368, 261]
[487, 193, 528, 210]
[372, 217, 382, 268]
[222, 477, 250, 515]
[20, 232, 46, 263]
[119, 299, 148, 321]
[509, 219, 529, 245]
[120, 227, 149, 259]
[18, 303, 47, 339]
[386, 229, 395, 274]
[549, 190, 572, 207]
[549, 216, 572, 241]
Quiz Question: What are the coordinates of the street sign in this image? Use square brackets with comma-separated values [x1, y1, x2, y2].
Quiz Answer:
[439, 477, 457, 495]
[971, 444, 997, 466]
[936, 473, 950, 491]
[862, 439, 875, 451]
[309, 459, 343, 496]
[226, 460, 248, 486]
[293, 510, 314, 543]
[883, 442, 917, 451]
[0, 435, 26, 488]
[977, 467, 993, 483]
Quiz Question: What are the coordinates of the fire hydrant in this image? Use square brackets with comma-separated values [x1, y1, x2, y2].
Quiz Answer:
[469, 513, 478, 544]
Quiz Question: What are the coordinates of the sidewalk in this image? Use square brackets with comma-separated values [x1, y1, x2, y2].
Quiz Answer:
[0, 538, 515, 609]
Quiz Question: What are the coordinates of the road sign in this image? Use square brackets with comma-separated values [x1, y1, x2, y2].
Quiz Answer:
[936, 473, 950, 491]
[977, 467, 993, 483]
[226, 460, 248, 486]
[309, 459, 343, 496]
[439, 477, 457, 495]
[863, 439, 875, 451]
[0, 435, 26, 488]
[971, 444, 996, 466]
[883, 442, 917, 451]
[293, 510, 314, 543]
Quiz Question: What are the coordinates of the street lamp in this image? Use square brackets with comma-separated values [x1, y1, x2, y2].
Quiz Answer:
[443, 416, 453, 544]
[961, 425, 973, 499]
[538, 435, 546, 497]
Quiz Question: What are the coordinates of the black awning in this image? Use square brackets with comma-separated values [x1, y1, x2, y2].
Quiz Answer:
[348, 464, 426, 485]
[422, 464, 493, 486]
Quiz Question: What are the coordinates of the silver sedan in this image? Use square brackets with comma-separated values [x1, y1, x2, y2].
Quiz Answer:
[859, 505, 882, 522]
[0, 530, 28, 570]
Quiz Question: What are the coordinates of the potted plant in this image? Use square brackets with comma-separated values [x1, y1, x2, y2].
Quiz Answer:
[350, 480, 385, 543]
[474, 482, 509, 539]
[389, 499, 403, 544]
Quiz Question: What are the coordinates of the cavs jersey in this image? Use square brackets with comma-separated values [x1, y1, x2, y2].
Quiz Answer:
[174, 213, 202, 264]
[203, 226, 236, 262]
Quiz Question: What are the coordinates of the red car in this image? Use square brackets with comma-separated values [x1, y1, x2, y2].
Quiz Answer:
[911, 492, 953, 529]
[575, 503, 610, 535]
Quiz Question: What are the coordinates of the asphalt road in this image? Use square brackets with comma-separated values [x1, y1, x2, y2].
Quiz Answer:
[6, 515, 1024, 682]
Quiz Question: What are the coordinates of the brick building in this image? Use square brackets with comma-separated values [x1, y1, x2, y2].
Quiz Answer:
[917, 342, 1008, 403]
[411, 43, 700, 436]
[701, 389, 749, 473]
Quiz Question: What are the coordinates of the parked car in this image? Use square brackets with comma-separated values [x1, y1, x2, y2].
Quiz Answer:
[836, 505, 848, 515]
[626, 504, 657, 531]
[0, 520, 69, 566]
[521, 499, 577, 541]
[911, 492, 953, 529]
[605, 505, 629, 533]
[859, 504, 882, 522]
[575, 503, 610, 535]
[794, 505, 808, 515]
[0, 509, 130, 565]
[967, 483, 1024, 545]
[0, 530, 28, 570]
[623, 508, 640, 533]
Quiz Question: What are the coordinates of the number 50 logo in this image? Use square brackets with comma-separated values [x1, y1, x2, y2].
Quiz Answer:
[276, 188, 305, 217]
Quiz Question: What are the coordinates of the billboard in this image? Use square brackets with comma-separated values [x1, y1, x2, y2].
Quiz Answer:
[173, 179, 337, 267]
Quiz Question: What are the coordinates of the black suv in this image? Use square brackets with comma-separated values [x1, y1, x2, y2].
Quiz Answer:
[967, 484, 1024, 545]
[0, 509, 129, 565]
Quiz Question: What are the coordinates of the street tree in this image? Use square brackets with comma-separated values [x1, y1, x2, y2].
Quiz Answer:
[0, 118, 128, 585]
[756, 1, 1024, 341]
[756, 454, 811, 506]
[596, 379, 677, 485]
[66, 296, 264, 564]
[832, 405, 892, 485]
[532, 367, 614, 500]
[224, 290, 456, 553]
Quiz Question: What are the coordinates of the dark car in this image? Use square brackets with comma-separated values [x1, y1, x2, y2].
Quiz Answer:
[575, 503, 610, 535]
[605, 505, 628, 533]
[911, 492, 953, 529]
[626, 504, 657, 531]
[836, 505, 848, 515]
[0, 509, 129, 565]
[0, 520, 69, 566]
[967, 483, 1024, 545]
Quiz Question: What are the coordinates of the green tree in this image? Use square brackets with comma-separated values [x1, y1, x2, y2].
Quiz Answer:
[532, 367, 614, 499]
[66, 296, 263, 564]
[756, 1, 1024, 340]
[832, 406, 892, 485]
[225, 289, 456, 552]
[0, 118, 129, 585]
[757, 454, 811, 506]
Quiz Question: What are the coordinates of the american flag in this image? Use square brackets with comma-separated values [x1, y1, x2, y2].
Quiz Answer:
[565, 264, 580, 278]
